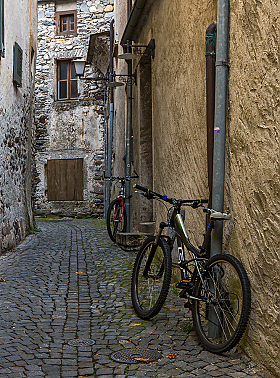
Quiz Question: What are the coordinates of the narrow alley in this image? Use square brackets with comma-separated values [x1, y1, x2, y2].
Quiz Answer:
[0, 219, 265, 378]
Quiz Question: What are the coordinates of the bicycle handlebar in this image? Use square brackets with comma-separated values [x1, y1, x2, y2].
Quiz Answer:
[133, 184, 208, 206]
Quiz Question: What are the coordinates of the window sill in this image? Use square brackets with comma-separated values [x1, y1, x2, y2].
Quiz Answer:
[56, 33, 78, 38]
[56, 98, 79, 102]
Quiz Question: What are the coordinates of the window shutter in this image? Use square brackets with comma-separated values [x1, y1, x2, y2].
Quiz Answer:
[13, 42, 23, 87]
[0, 0, 4, 57]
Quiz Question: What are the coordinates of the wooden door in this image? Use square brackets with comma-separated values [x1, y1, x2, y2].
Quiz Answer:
[47, 158, 83, 201]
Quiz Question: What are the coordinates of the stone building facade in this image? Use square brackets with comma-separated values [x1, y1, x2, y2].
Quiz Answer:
[35, 0, 113, 218]
[113, 0, 280, 376]
[0, 0, 37, 252]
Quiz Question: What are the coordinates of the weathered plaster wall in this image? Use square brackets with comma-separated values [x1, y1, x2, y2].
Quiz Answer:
[35, 0, 113, 217]
[128, 0, 217, 242]
[229, 1, 280, 375]
[0, 0, 37, 251]
[114, 0, 280, 374]
[116, 0, 280, 374]
[110, 0, 129, 200]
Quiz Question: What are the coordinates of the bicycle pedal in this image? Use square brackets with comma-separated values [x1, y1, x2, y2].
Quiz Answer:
[176, 280, 191, 289]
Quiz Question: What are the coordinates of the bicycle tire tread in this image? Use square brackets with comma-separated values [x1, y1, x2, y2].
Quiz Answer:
[131, 236, 172, 320]
[106, 199, 127, 242]
[192, 254, 251, 354]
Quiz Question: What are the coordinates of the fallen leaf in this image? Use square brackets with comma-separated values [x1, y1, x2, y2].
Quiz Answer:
[75, 271, 85, 274]
[134, 357, 151, 363]
[0, 278, 5, 282]
[166, 353, 177, 359]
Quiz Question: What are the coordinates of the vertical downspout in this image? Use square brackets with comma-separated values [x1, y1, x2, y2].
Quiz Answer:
[127, 0, 132, 20]
[211, 0, 229, 257]
[205, 22, 216, 209]
[125, 53, 132, 232]
[103, 87, 108, 216]
[124, 1, 133, 232]
[105, 19, 115, 216]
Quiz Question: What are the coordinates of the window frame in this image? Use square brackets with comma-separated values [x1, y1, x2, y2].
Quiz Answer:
[57, 60, 78, 101]
[0, 0, 4, 58]
[56, 10, 77, 36]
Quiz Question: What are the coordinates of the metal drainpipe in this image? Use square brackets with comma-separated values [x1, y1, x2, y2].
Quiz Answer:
[211, 0, 229, 257]
[103, 87, 108, 217]
[205, 22, 216, 209]
[125, 55, 133, 232]
[105, 19, 115, 217]
[127, 0, 132, 20]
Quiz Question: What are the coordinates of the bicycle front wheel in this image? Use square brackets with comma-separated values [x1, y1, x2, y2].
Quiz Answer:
[131, 236, 172, 320]
[106, 199, 127, 242]
[192, 254, 251, 353]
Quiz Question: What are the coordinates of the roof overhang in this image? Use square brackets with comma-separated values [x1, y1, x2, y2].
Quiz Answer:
[121, 0, 154, 45]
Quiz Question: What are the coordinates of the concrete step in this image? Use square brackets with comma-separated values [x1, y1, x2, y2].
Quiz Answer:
[116, 232, 151, 252]
[139, 222, 155, 233]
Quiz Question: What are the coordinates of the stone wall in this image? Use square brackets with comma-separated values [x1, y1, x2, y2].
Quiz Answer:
[0, 0, 37, 252]
[35, 0, 113, 218]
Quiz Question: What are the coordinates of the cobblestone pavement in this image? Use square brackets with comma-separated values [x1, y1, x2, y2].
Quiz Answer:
[0, 219, 267, 378]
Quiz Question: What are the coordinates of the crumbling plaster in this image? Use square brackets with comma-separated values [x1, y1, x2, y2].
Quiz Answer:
[0, 0, 37, 252]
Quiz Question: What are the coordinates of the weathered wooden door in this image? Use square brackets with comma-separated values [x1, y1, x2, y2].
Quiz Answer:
[47, 158, 83, 201]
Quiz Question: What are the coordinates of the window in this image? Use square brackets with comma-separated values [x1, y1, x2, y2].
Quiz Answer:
[13, 42, 23, 87]
[57, 60, 78, 100]
[0, 0, 4, 57]
[56, 10, 77, 35]
[47, 159, 83, 201]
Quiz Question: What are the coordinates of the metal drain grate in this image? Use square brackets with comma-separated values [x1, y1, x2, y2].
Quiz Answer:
[68, 339, 95, 347]
[111, 348, 161, 364]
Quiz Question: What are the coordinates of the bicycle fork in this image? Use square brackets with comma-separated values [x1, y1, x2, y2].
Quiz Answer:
[143, 222, 167, 278]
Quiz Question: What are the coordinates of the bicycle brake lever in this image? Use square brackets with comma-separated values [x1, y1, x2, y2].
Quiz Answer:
[135, 191, 148, 199]
[146, 192, 154, 200]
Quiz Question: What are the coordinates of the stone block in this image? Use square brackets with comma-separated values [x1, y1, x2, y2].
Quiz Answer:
[116, 232, 150, 252]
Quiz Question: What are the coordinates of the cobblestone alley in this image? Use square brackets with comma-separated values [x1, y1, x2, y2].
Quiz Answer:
[0, 219, 267, 378]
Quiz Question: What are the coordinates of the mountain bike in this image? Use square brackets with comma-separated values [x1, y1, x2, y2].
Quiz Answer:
[105, 171, 138, 242]
[131, 184, 251, 354]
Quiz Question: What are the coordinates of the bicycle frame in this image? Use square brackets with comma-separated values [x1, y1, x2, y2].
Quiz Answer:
[106, 172, 138, 242]
[152, 205, 215, 301]
[114, 181, 125, 222]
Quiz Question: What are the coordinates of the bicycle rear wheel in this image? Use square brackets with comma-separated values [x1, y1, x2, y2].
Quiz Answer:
[192, 254, 251, 353]
[106, 199, 127, 242]
[131, 236, 172, 320]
